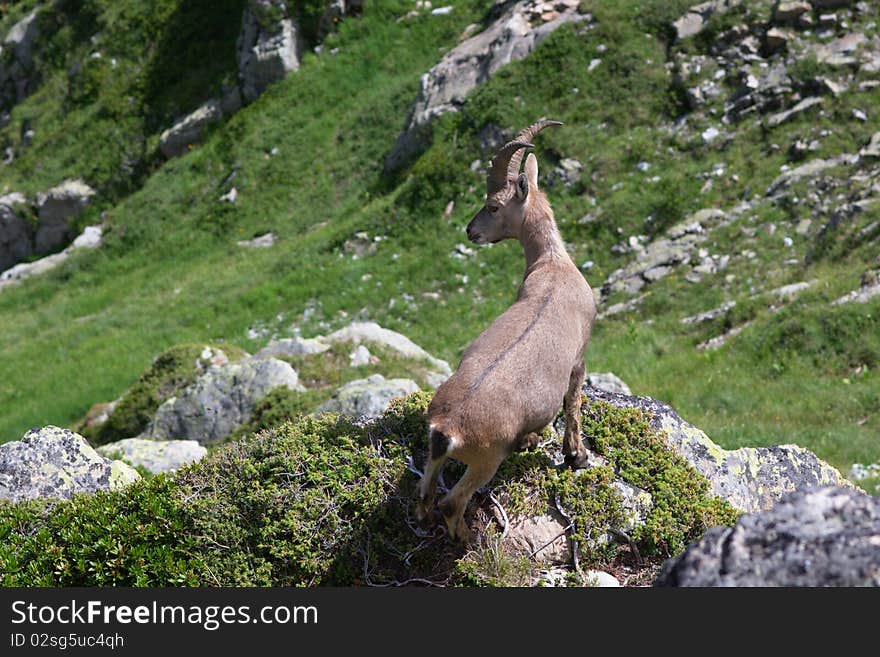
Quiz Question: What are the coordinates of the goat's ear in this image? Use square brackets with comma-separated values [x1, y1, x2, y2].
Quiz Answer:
[525, 153, 539, 189]
[515, 172, 529, 201]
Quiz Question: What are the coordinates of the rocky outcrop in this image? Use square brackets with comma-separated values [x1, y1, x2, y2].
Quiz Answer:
[600, 208, 728, 300]
[0, 193, 31, 271]
[159, 98, 224, 159]
[0, 8, 41, 110]
[316, 374, 420, 419]
[237, 1, 304, 104]
[145, 356, 304, 444]
[97, 438, 206, 474]
[656, 486, 879, 586]
[0, 426, 139, 502]
[584, 387, 852, 513]
[586, 372, 632, 396]
[0, 225, 102, 293]
[34, 179, 96, 255]
[385, 0, 588, 170]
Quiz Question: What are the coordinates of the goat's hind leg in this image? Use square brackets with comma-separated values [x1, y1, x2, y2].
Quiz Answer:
[438, 455, 504, 543]
[416, 429, 450, 522]
[562, 360, 589, 469]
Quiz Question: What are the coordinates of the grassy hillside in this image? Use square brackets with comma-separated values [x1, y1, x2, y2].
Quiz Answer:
[0, 0, 877, 489]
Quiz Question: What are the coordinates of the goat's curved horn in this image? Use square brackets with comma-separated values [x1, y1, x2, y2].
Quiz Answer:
[506, 119, 564, 181]
[486, 140, 534, 195]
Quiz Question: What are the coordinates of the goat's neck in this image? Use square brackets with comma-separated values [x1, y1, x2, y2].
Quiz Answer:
[519, 200, 566, 275]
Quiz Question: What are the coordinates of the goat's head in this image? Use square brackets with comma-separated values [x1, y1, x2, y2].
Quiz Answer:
[466, 119, 563, 245]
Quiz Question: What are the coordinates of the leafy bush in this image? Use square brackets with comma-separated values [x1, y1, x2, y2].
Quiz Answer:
[1, 393, 738, 586]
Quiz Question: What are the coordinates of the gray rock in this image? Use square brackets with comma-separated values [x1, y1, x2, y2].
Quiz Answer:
[0, 8, 41, 110]
[237, 232, 276, 248]
[0, 193, 32, 272]
[656, 486, 879, 586]
[349, 344, 371, 366]
[237, 2, 303, 104]
[0, 426, 139, 502]
[680, 300, 736, 325]
[507, 512, 571, 563]
[586, 372, 632, 396]
[584, 570, 621, 587]
[0, 225, 102, 293]
[766, 153, 858, 196]
[316, 374, 420, 419]
[34, 179, 96, 255]
[145, 356, 304, 444]
[763, 27, 790, 54]
[601, 209, 726, 299]
[385, 1, 589, 169]
[257, 336, 331, 358]
[766, 96, 823, 129]
[831, 281, 880, 306]
[159, 98, 224, 159]
[696, 322, 749, 351]
[774, 2, 813, 25]
[325, 321, 453, 377]
[769, 280, 816, 299]
[860, 132, 880, 159]
[583, 387, 853, 513]
[97, 438, 206, 474]
[673, 1, 741, 41]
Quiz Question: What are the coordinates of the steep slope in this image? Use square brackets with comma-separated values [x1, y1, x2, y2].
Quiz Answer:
[0, 0, 877, 490]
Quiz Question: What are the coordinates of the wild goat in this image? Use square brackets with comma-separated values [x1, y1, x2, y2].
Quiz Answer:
[417, 119, 597, 541]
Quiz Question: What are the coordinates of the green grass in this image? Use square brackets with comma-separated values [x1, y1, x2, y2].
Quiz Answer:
[0, 0, 877, 487]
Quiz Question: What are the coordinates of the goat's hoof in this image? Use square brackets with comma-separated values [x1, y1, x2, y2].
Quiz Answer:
[416, 501, 434, 524]
[449, 522, 475, 544]
[564, 452, 590, 470]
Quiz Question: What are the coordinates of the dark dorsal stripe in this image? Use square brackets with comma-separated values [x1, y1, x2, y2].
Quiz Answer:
[464, 290, 554, 399]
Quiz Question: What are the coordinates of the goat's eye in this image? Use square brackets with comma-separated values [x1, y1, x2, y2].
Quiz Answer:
[488, 205, 499, 214]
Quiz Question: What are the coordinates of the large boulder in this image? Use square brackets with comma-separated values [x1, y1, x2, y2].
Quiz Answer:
[656, 486, 879, 586]
[0, 426, 139, 502]
[0, 193, 31, 272]
[385, 0, 588, 170]
[97, 438, 207, 474]
[237, 1, 304, 104]
[316, 374, 420, 419]
[145, 356, 304, 444]
[34, 179, 96, 255]
[584, 387, 852, 513]
[0, 8, 41, 110]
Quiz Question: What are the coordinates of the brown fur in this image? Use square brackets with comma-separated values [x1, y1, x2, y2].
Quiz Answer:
[417, 140, 596, 542]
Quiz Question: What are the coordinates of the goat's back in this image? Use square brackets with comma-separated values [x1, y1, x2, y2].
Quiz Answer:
[429, 264, 594, 449]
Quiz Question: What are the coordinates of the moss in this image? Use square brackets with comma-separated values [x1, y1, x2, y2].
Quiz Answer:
[81, 343, 247, 445]
[583, 400, 740, 555]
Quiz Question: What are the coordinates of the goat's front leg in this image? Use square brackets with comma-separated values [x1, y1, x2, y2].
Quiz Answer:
[562, 360, 589, 469]
[417, 429, 451, 522]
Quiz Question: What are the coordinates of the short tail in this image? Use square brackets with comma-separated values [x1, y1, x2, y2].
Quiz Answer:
[429, 425, 455, 460]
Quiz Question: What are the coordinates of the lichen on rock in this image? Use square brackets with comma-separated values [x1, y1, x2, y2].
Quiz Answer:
[0, 426, 139, 502]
